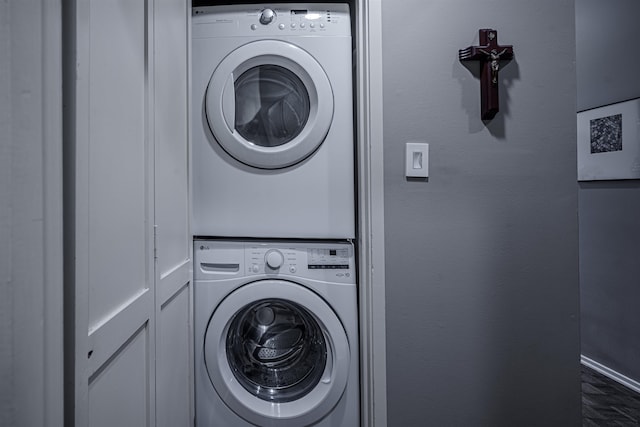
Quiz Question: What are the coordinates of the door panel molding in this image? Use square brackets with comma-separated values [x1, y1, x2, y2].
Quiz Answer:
[356, 0, 387, 426]
[158, 261, 191, 307]
[87, 290, 153, 375]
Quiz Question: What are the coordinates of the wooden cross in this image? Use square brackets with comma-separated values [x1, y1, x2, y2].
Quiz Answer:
[459, 29, 514, 120]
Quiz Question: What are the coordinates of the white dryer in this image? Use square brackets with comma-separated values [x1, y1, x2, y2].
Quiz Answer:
[194, 239, 359, 426]
[191, 4, 355, 239]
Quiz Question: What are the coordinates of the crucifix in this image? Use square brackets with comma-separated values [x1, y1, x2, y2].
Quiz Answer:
[459, 29, 514, 120]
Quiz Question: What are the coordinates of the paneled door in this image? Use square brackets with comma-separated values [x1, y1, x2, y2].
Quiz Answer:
[67, 0, 191, 425]
[154, 0, 192, 425]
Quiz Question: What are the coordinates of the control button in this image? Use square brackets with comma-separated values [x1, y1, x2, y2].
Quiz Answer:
[250, 24, 257, 31]
[278, 23, 285, 30]
[251, 264, 260, 273]
[265, 250, 284, 269]
[320, 23, 325, 28]
[300, 22, 306, 28]
[290, 23, 296, 28]
[289, 265, 297, 274]
[259, 8, 276, 25]
[310, 23, 315, 28]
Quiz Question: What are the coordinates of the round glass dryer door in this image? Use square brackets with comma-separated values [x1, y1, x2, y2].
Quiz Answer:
[233, 65, 310, 150]
[204, 280, 350, 426]
[205, 40, 334, 169]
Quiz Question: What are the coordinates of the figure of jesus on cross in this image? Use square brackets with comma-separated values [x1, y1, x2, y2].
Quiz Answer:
[459, 29, 514, 120]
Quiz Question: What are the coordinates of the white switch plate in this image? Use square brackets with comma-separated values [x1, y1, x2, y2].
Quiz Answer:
[405, 142, 429, 178]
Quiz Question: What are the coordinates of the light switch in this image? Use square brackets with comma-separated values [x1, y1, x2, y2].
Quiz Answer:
[412, 152, 423, 169]
[405, 142, 429, 178]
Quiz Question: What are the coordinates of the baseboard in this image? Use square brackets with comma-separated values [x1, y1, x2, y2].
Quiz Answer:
[581, 355, 640, 394]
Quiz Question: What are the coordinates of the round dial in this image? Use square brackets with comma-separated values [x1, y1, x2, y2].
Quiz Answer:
[265, 250, 284, 269]
[259, 8, 276, 25]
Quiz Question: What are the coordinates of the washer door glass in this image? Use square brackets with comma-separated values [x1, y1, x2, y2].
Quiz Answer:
[226, 299, 326, 403]
[234, 66, 310, 149]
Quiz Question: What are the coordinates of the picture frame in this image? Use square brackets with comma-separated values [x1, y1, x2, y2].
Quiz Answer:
[577, 97, 640, 181]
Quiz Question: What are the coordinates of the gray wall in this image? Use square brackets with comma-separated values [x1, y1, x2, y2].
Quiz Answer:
[382, 1, 581, 425]
[576, 0, 640, 383]
[576, 0, 640, 111]
[1, 0, 13, 423]
[579, 182, 640, 381]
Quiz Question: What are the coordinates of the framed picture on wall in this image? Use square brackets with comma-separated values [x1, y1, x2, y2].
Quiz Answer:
[577, 97, 640, 181]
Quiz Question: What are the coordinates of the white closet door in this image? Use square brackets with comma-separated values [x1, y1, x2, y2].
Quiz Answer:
[154, 0, 192, 426]
[73, 0, 156, 425]
[71, 0, 191, 425]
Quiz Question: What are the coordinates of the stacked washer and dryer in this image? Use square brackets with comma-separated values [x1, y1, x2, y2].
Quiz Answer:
[191, 4, 359, 426]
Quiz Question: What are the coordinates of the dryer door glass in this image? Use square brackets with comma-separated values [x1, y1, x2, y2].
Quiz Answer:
[205, 40, 334, 169]
[234, 65, 310, 148]
[226, 298, 327, 403]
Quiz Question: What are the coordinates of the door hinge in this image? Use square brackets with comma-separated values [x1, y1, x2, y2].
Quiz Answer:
[153, 224, 158, 260]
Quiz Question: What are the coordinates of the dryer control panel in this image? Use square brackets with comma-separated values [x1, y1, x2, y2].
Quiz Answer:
[194, 240, 356, 284]
[192, 3, 350, 38]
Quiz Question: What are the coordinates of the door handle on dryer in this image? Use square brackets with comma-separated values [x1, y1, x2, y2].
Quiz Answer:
[321, 352, 333, 384]
[221, 74, 235, 132]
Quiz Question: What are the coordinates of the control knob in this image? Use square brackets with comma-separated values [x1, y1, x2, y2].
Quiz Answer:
[265, 249, 284, 269]
[259, 8, 276, 25]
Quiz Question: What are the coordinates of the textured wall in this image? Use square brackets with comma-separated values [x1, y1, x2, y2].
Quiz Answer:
[576, 0, 640, 384]
[0, 0, 15, 424]
[576, 0, 640, 111]
[382, 1, 581, 425]
[579, 182, 640, 381]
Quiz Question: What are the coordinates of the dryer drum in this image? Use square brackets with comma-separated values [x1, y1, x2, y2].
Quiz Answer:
[226, 299, 328, 403]
[234, 65, 311, 148]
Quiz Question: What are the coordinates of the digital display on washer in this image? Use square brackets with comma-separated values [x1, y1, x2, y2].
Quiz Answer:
[291, 9, 308, 15]
[307, 248, 350, 270]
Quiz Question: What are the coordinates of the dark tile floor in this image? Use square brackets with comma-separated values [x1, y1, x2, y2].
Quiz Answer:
[582, 365, 640, 426]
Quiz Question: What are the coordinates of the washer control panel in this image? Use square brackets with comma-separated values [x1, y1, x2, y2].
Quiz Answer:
[194, 240, 355, 283]
[192, 3, 350, 38]
[307, 247, 351, 270]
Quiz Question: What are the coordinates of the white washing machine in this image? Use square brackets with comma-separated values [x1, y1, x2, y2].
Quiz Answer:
[191, 4, 355, 239]
[194, 239, 359, 426]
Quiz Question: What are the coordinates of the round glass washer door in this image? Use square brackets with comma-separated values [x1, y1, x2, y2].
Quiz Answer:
[204, 280, 350, 427]
[205, 40, 334, 169]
